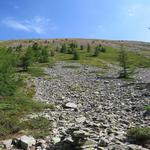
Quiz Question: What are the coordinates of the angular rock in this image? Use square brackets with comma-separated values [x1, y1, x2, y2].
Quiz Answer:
[64, 102, 77, 110]
[72, 130, 89, 139]
[127, 144, 149, 150]
[99, 137, 109, 147]
[52, 137, 61, 144]
[2, 139, 12, 149]
[108, 144, 129, 150]
[20, 135, 36, 150]
[80, 139, 97, 149]
[76, 116, 86, 123]
[143, 110, 150, 118]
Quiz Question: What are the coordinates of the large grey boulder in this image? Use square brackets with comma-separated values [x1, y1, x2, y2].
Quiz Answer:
[19, 135, 36, 150]
[2, 139, 12, 149]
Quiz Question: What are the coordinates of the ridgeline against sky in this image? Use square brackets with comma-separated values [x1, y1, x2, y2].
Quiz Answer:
[0, 0, 150, 41]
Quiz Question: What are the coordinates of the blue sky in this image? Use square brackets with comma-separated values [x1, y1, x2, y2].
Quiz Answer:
[0, 0, 150, 41]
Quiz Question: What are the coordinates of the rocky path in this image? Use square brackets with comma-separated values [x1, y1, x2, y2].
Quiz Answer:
[32, 62, 150, 150]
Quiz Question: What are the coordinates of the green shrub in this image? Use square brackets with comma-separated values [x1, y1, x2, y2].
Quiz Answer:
[22, 116, 51, 138]
[118, 46, 128, 78]
[38, 48, 49, 63]
[144, 105, 150, 111]
[0, 48, 19, 96]
[60, 44, 67, 53]
[0, 113, 21, 137]
[20, 47, 34, 71]
[72, 50, 80, 60]
[87, 44, 91, 52]
[93, 48, 100, 57]
[101, 47, 106, 52]
[80, 45, 84, 50]
[127, 127, 150, 143]
[50, 50, 55, 57]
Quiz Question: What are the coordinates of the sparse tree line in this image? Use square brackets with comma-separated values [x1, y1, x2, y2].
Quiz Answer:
[2, 42, 128, 79]
[57, 43, 106, 60]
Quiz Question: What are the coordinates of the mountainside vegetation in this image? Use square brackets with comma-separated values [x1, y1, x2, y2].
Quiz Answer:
[0, 38, 149, 141]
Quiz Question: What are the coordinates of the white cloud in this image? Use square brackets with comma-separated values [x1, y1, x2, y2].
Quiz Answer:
[2, 17, 56, 34]
[127, 4, 150, 17]
[127, 8, 136, 17]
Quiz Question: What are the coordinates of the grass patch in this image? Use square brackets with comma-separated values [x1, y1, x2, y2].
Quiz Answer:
[21, 116, 52, 138]
[28, 67, 46, 77]
[62, 65, 80, 69]
[44, 75, 61, 80]
[51, 46, 150, 69]
[127, 127, 150, 143]
[144, 105, 150, 111]
[0, 87, 54, 139]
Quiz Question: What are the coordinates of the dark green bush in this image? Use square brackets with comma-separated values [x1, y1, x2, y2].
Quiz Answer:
[72, 50, 80, 60]
[60, 44, 67, 53]
[20, 48, 33, 71]
[0, 48, 19, 96]
[87, 44, 91, 52]
[127, 127, 150, 143]
[93, 47, 100, 57]
[0, 113, 21, 137]
[38, 48, 49, 63]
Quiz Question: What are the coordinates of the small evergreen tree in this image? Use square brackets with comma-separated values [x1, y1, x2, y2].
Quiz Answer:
[93, 46, 100, 57]
[67, 47, 74, 54]
[39, 48, 49, 63]
[101, 47, 106, 52]
[87, 44, 91, 52]
[72, 50, 79, 60]
[50, 50, 55, 57]
[118, 45, 128, 78]
[55, 46, 60, 52]
[80, 45, 84, 50]
[0, 48, 18, 96]
[60, 44, 67, 53]
[16, 44, 22, 51]
[20, 48, 33, 71]
[32, 42, 39, 51]
[70, 43, 77, 49]
[31, 43, 41, 61]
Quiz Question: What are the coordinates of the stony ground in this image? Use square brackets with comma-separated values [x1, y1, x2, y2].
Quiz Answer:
[30, 62, 150, 150]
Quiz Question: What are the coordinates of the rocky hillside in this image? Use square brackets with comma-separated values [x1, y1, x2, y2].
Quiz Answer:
[0, 39, 150, 150]
[10, 62, 148, 150]
[1, 38, 150, 51]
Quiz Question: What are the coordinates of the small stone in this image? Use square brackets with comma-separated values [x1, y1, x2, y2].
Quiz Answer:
[80, 139, 97, 149]
[73, 130, 89, 138]
[94, 91, 99, 95]
[64, 102, 78, 110]
[99, 137, 109, 147]
[104, 81, 109, 84]
[52, 137, 61, 144]
[76, 117, 86, 123]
